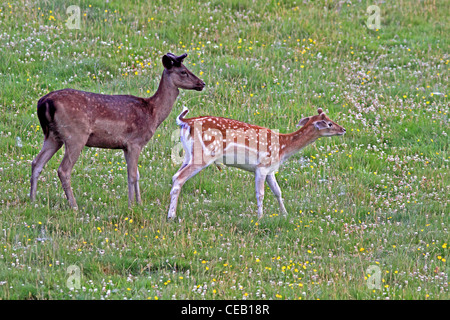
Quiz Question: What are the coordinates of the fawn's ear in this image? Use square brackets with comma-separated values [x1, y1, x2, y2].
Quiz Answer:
[314, 120, 329, 130]
[162, 55, 174, 69]
[296, 117, 310, 127]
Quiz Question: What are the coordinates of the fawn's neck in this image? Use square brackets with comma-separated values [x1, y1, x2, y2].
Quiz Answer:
[280, 127, 318, 161]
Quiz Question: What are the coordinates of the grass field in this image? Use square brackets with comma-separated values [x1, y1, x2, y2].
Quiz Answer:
[0, 0, 448, 300]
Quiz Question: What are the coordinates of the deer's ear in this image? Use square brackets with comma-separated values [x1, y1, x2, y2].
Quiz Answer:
[296, 117, 310, 127]
[177, 53, 187, 62]
[162, 55, 174, 69]
[314, 120, 329, 130]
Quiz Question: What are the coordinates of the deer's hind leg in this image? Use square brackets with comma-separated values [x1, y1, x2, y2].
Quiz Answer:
[58, 136, 88, 209]
[30, 134, 63, 201]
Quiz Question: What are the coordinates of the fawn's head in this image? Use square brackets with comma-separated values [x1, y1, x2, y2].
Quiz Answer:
[162, 53, 205, 91]
[296, 108, 346, 136]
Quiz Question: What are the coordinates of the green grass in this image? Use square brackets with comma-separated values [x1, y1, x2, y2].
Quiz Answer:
[0, 0, 448, 300]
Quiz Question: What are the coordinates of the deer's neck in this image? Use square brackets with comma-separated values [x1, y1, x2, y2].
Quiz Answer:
[280, 127, 318, 161]
[149, 69, 180, 129]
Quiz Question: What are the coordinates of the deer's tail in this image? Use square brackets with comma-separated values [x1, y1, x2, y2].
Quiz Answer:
[36, 98, 56, 139]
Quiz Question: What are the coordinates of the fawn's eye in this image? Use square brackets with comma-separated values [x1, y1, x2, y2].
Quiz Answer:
[328, 122, 333, 127]
[181, 70, 187, 75]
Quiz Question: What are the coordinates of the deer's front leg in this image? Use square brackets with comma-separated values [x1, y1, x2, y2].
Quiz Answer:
[255, 169, 267, 219]
[124, 145, 142, 207]
[135, 168, 141, 204]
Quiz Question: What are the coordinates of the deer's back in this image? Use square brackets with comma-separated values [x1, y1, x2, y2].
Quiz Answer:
[37, 88, 154, 149]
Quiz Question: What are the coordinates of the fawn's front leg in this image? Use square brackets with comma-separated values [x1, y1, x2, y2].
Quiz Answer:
[266, 173, 287, 214]
[255, 169, 267, 219]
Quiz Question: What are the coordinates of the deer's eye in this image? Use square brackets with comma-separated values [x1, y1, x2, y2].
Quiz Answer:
[328, 123, 333, 127]
[181, 71, 187, 75]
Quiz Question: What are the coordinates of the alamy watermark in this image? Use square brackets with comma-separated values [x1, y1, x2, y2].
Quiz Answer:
[66, 265, 81, 290]
[366, 5, 381, 30]
[170, 123, 281, 168]
[366, 265, 381, 290]
[66, 5, 81, 30]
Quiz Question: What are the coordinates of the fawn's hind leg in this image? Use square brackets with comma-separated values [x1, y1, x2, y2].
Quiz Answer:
[168, 162, 207, 219]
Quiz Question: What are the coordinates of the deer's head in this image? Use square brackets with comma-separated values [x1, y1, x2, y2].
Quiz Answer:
[296, 108, 346, 136]
[162, 53, 205, 91]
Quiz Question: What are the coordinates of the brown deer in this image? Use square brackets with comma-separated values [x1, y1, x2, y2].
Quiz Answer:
[168, 107, 345, 219]
[30, 53, 205, 209]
